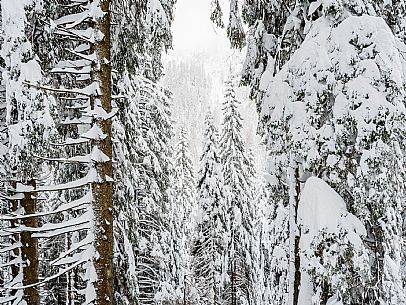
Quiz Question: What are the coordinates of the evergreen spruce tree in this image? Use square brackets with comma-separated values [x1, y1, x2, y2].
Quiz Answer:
[0, 0, 178, 304]
[3, 1, 117, 304]
[169, 126, 196, 303]
[256, 7, 406, 304]
[112, 73, 144, 305]
[219, 78, 255, 305]
[111, 0, 176, 81]
[172, 126, 196, 238]
[212, 1, 406, 304]
[215, 0, 406, 104]
[192, 110, 227, 305]
[136, 76, 177, 305]
[110, 0, 177, 303]
[0, 1, 54, 303]
[113, 72, 179, 305]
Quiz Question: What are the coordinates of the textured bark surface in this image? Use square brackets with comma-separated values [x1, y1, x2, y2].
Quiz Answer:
[292, 167, 301, 305]
[293, 236, 301, 305]
[92, 0, 113, 304]
[10, 181, 19, 292]
[20, 179, 39, 305]
[67, 235, 74, 305]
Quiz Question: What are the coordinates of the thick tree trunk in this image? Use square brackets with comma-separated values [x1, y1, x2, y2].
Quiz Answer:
[20, 179, 39, 305]
[92, 0, 113, 304]
[9, 180, 39, 304]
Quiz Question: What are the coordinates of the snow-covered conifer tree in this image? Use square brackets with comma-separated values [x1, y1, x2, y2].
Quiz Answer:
[0, 1, 54, 304]
[111, 0, 176, 81]
[9, 1, 117, 304]
[168, 126, 196, 303]
[192, 110, 227, 305]
[251, 169, 273, 305]
[112, 73, 145, 305]
[110, 0, 177, 303]
[172, 126, 196, 237]
[216, 0, 406, 103]
[112, 72, 178, 305]
[0, 0, 178, 303]
[256, 6, 406, 304]
[297, 178, 370, 305]
[219, 78, 255, 305]
[211, 1, 406, 304]
[135, 76, 177, 305]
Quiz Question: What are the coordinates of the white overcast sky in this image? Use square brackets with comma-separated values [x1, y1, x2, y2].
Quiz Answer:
[163, 0, 264, 165]
[170, 0, 230, 55]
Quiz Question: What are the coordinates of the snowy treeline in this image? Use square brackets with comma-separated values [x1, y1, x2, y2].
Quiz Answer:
[0, 1, 265, 304]
[0, 0, 181, 304]
[1, 0, 406, 305]
[214, 0, 406, 304]
[162, 59, 212, 163]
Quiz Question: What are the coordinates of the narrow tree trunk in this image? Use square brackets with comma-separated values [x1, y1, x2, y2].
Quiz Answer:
[67, 233, 73, 305]
[183, 274, 187, 305]
[213, 274, 216, 305]
[211, 236, 217, 305]
[92, 0, 113, 304]
[320, 281, 330, 305]
[292, 166, 301, 305]
[20, 179, 39, 305]
[10, 181, 20, 295]
[231, 260, 236, 305]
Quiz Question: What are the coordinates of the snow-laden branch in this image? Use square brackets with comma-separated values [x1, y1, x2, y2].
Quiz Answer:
[51, 234, 94, 266]
[23, 81, 100, 97]
[0, 191, 92, 220]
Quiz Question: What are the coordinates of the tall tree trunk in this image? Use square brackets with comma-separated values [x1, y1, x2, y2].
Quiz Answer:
[10, 181, 20, 298]
[67, 233, 73, 305]
[213, 271, 217, 305]
[20, 179, 39, 305]
[291, 165, 301, 305]
[231, 260, 236, 305]
[92, 0, 113, 304]
[320, 281, 330, 305]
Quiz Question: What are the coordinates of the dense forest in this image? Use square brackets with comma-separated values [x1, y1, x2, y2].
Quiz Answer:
[1, 1, 406, 305]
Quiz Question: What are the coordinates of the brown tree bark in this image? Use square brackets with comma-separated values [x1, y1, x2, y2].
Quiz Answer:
[10, 181, 20, 296]
[20, 179, 39, 305]
[9, 180, 39, 304]
[292, 167, 301, 305]
[92, 0, 113, 304]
